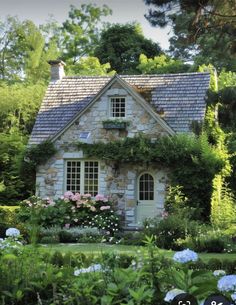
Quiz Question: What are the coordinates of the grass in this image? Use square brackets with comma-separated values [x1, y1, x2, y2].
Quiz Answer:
[40, 243, 236, 262]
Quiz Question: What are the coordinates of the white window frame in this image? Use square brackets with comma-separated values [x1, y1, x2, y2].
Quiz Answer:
[64, 160, 99, 196]
[138, 172, 155, 201]
[109, 96, 126, 118]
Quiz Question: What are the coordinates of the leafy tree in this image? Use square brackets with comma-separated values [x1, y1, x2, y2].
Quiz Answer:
[0, 133, 27, 204]
[144, 0, 236, 70]
[62, 4, 111, 65]
[94, 23, 161, 74]
[211, 174, 236, 229]
[0, 17, 60, 83]
[0, 83, 46, 134]
[0, 16, 25, 81]
[137, 53, 190, 74]
[67, 56, 115, 76]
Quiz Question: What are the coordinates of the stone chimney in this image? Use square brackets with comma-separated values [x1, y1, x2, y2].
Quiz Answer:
[48, 60, 66, 81]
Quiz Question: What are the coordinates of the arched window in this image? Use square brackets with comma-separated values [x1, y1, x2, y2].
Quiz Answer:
[139, 173, 154, 200]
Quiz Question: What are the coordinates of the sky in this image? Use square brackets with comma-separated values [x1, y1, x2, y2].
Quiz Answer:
[0, 0, 171, 50]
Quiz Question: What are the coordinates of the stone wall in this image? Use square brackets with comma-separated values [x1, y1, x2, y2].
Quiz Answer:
[36, 82, 169, 225]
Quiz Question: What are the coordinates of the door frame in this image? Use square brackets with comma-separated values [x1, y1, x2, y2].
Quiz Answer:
[136, 171, 156, 223]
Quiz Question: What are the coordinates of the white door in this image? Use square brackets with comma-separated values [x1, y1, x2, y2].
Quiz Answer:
[136, 173, 156, 224]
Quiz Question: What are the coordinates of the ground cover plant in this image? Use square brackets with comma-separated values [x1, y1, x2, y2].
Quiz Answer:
[0, 231, 236, 305]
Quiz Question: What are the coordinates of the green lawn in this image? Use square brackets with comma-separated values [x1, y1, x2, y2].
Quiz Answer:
[40, 243, 236, 262]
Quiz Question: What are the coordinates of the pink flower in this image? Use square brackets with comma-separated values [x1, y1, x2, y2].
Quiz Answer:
[162, 210, 169, 218]
[64, 191, 74, 199]
[95, 194, 105, 201]
[71, 193, 81, 201]
[64, 223, 70, 228]
[83, 194, 91, 198]
[100, 205, 111, 211]
[47, 199, 55, 206]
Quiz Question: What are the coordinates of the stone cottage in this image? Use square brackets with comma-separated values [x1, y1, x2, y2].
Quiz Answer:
[29, 60, 210, 227]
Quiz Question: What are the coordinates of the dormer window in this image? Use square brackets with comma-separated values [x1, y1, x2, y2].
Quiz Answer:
[110, 97, 126, 118]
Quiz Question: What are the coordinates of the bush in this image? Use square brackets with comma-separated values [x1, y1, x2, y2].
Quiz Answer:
[144, 215, 189, 250]
[177, 229, 230, 253]
[40, 235, 60, 244]
[19, 193, 121, 236]
[39, 226, 102, 244]
[119, 231, 145, 246]
[59, 227, 102, 243]
[0, 206, 25, 238]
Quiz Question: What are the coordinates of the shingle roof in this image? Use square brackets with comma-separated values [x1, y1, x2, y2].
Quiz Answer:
[29, 73, 210, 144]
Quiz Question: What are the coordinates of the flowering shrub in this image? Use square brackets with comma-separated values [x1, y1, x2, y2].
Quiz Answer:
[173, 248, 198, 263]
[6, 227, 20, 237]
[19, 192, 121, 235]
[213, 270, 226, 277]
[74, 263, 103, 276]
[0, 228, 23, 255]
[217, 274, 236, 292]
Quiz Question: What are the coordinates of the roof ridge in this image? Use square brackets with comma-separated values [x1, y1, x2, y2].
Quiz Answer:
[62, 72, 210, 80]
[63, 75, 112, 79]
[120, 72, 210, 77]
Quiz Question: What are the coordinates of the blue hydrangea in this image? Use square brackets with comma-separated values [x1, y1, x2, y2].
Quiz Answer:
[173, 249, 198, 263]
[217, 275, 236, 292]
[6, 228, 20, 237]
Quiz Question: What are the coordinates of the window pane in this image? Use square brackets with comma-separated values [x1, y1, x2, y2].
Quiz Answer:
[139, 173, 154, 201]
[66, 161, 80, 192]
[84, 161, 99, 196]
[110, 97, 126, 117]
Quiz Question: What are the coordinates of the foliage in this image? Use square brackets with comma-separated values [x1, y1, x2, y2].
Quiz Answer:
[137, 54, 190, 74]
[0, 83, 46, 134]
[0, 206, 24, 240]
[144, 215, 201, 250]
[144, 0, 235, 70]
[19, 140, 56, 195]
[210, 175, 236, 229]
[0, 17, 59, 83]
[39, 226, 102, 243]
[18, 193, 121, 237]
[62, 4, 111, 65]
[0, 133, 27, 204]
[164, 185, 196, 219]
[176, 228, 233, 253]
[79, 133, 225, 219]
[94, 23, 161, 74]
[0, 238, 236, 304]
[67, 56, 115, 76]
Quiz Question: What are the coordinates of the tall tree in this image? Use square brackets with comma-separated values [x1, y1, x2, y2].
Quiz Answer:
[0, 16, 25, 81]
[94, 23, 162, 74]
[0, 17, 60, 83]
[62, 4, 111, 65]
[144, 0, 236, 70]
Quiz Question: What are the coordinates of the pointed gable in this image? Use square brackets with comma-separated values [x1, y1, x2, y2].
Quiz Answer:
[29, 73, 210, 144]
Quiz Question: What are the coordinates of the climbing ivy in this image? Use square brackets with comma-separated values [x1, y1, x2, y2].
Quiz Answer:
[78, 133, 225, 220]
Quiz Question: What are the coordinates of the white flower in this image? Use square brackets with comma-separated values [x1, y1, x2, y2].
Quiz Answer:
[173, 249, 198, 263]
[231, 293, 236, 302]
[218, 275, 236, 292]
[6, 228, 20, 237]
[164, 289, 185, 302]
[74, 264, 102, 276]
[213, 270, 226, 277]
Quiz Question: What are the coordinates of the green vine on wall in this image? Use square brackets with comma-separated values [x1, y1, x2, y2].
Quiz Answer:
[78, 133, 226, 219]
